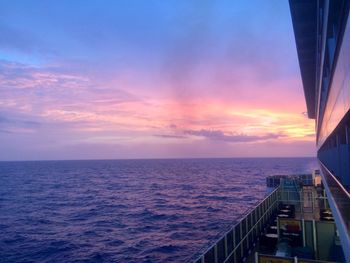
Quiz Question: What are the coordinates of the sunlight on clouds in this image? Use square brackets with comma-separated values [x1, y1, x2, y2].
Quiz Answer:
[226, 108, 314, 140]
[157, 100, 315, 143]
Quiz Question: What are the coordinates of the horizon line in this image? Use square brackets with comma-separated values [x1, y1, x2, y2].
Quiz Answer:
[0, 156, 317, 162]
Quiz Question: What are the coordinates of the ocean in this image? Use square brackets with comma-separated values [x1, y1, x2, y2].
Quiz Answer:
[0, 158, 318, 262]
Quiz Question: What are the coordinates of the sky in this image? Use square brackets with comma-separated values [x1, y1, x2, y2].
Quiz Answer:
[0, 0, 316, 161]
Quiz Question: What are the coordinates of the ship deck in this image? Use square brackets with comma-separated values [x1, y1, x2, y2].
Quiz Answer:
[189, 175, 345, 263]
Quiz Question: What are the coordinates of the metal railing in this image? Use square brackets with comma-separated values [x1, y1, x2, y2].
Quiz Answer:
[188, 179, 341, 263]
[188, 187, 280, 263]
[319, 161, 350, 231]
[319, 161, 350, 262]
[256, 253, 338, 263]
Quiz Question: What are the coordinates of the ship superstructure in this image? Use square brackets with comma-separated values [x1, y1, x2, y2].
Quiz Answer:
[289, 0, 350, 261]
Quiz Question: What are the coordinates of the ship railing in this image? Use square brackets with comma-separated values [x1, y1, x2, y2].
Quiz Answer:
[187, 186, 281, 263]
[188, 180, 340, 263]
[319, 161, 350, 232]
[318, 161, 350, 262]
[278, 189, 328, 215]
[255, 253, 338, 263]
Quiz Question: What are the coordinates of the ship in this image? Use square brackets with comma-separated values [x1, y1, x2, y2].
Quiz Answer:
[188, 1, 350, 262]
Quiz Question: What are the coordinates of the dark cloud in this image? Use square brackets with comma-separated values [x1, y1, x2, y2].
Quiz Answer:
[153, 134, 186, 139]
[0, 114, 41, 129]
[0, 129, 13, 134]
[183, 129, 282, 143]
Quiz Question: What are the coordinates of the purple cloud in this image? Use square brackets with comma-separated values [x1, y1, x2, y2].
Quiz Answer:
[183, 129, 282, 142]
[0, 115, 40, 127]
[153, 134, 186, 139]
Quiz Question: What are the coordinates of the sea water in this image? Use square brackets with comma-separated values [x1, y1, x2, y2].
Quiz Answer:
[0, 158, 317, 262]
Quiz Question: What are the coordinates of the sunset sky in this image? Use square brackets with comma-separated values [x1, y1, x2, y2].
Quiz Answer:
[0, 0, 316, 160]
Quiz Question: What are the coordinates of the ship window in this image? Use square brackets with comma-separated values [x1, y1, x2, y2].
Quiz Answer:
[326, 0, 347, 68]
[319, 0, 347, 121]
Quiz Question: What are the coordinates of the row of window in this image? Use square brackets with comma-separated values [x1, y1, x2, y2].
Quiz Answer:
[316, 0, 348, 132]
[320, 113, 350, 150]
[318, 111, 350, 189]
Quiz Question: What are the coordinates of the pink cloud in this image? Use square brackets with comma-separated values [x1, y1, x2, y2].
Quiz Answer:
[0, 55, 315, 160]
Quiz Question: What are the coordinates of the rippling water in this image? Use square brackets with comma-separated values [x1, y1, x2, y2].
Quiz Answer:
[0, 158, 317, 262]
